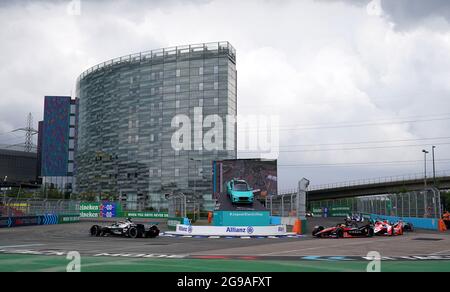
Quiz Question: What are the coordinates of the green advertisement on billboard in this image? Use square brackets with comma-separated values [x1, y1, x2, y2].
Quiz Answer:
[79, 202, 100, 218]
[58, 214, 80, 224]
[330, 206, 351, 217]
[125, 211, 168, 219]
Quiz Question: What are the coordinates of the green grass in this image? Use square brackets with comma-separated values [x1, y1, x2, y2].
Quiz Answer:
[1, 254, 450, 272]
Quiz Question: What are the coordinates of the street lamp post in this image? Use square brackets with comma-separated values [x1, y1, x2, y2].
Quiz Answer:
[422, 149, 429, 188]
[432, 146, 436, 186]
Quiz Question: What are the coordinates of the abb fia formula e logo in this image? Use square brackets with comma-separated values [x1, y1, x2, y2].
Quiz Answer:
[246, 226, 254, 234]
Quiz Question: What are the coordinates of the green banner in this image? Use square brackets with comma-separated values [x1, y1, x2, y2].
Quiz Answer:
[125, 211, 168, 219]
[58, 214, 80, 224]
[168, 217, 184, 231]
[79, 202, 100, 218]
[330, 206, 351, 217]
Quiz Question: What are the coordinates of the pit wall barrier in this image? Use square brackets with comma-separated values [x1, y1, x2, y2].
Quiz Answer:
[368, 214, 438, 230]
[174, 224, 287, 236]
[0, 214, 80, 228]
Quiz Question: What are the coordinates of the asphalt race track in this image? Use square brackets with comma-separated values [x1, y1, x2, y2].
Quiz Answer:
[0, 218, 449, 271]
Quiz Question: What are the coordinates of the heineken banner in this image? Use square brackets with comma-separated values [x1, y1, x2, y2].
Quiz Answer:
[79, 202, 167, 219]
[79, 202, 100, 218]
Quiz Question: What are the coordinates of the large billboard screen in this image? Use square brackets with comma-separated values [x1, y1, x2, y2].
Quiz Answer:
[212, 159, 277, 198]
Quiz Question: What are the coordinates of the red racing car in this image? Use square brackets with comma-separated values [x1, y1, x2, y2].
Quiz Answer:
[373, 220, 403, 236]
[312, 223, 374, 238]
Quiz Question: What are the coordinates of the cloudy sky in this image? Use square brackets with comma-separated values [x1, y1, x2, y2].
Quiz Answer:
[1, 0, 450, 189]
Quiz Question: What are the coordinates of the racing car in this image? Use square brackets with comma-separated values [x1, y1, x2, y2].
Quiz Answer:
[89, 218, 160, 238]
[312, 223, 374, 238]
[373, 220, 403, 236]
[226, 179, 255, 204]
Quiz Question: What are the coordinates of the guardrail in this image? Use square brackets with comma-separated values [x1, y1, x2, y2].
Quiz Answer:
[306, 170, 450, 191]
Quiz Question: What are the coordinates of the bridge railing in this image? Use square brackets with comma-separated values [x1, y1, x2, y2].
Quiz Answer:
[307, 169, 450, 191]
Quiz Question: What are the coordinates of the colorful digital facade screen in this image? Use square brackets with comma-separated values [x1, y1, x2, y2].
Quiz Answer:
[41, 96, 70, 176]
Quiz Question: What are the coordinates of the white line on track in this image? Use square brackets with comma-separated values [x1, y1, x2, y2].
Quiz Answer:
[0, 244, 46, 248]
[428, 249, 450, 255]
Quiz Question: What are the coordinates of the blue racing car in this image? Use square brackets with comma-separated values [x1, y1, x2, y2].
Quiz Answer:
[226, 179, 254, 204]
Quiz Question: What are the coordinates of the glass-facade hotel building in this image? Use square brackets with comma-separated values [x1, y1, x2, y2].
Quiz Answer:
[75, 42, 237, 207]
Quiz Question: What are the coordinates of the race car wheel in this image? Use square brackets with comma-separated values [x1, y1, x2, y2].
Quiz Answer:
[335, 228, 344, 238]
[90, 225, 102, 237]
[312, 226, 324, 236]
[145, 226, 160, 238]
[128, 227, 138, 238]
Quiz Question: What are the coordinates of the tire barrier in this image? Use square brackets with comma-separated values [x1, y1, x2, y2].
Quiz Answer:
[0, 214, 80, 228]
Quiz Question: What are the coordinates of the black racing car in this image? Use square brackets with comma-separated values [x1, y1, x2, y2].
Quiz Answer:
[90, 218, 160, 238]
[312, 223, 374, 238]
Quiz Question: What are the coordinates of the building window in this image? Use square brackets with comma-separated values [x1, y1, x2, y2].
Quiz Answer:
[176, 69, 181, 77]
[128, 135, 132, 144]
[175, 168, 179, 177]
[68, 163, 74, 173]
[214, 65, 218, 74]
[159, 71, 164, 79]
[199, 98, 203, 107]
[129, 120, 133, 129]
[176, 84, 180, 93]
[214, 98, 218, 106]
[135, 135, 139, 143]
[199, 83, 203, 91]
[199, 67, 203, 75]
[150, 134, 154, 142]
[151, 88, 155, 95]
[214, 82, 218, 90]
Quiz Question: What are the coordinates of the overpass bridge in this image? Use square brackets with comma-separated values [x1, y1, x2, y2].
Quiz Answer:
[306, 171, 450, 201]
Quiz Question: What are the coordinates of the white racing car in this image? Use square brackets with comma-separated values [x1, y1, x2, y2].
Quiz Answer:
[90, 218, 160, 238]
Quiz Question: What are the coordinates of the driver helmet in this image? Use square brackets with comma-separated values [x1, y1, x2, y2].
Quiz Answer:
[126, 217, 133, 222]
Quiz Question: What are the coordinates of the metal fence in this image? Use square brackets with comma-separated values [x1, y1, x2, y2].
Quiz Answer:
[0, 198, 79, 217]
[357, 188, 441, 219]
[266, 193, 298, 217]
[309, 187, 442, 219]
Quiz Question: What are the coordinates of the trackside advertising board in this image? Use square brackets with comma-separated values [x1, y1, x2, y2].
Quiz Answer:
[79, 202, 100, 218]
[79, 202, 168, 219]
[173, 224, 287, 236]
[125, 212, 168, 219]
